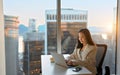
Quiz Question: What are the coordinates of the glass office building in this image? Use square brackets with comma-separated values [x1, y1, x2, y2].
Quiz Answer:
[46, 8, 88, 54]
[4, 15, 19, 75]
[23, 32, 44, 75]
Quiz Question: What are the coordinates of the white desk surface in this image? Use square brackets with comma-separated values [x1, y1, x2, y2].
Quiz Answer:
[41, 55, 92, 75]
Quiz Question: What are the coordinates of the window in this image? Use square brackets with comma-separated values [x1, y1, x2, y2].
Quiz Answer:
[1, 0, 118, 75]
[61, 0, 117, 74]
[3, 0, 56, 75]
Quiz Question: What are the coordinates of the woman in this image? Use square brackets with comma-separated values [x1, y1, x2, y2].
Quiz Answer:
[66, 28, 97, 74]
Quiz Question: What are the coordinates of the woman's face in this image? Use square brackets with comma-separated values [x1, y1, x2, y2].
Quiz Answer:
[78, 32, 86, 44]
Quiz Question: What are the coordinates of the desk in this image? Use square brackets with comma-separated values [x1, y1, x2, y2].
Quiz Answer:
[41, 55, 92, 75]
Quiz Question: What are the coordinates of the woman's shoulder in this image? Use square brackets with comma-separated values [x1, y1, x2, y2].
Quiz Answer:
[87, 44, 97, 50]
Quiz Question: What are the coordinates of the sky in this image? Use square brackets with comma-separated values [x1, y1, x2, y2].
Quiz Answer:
[3, 0, 117, 29]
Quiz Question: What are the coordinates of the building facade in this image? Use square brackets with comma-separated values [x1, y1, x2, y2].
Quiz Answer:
[29, 18, 36, 32]
[4, 15, 19, 75]
[45, 8, 88, 54]
[4, 15, 19, 37]
[23, 32, 44, 75]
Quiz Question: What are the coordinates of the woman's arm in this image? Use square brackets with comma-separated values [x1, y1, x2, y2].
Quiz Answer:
[66, 47, 78, 65]
[71, 47, 97, 74]
[68, 48, 78, 59]
[73, 48, 96, 66]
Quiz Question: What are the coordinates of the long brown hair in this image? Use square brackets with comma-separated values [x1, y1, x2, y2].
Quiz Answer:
[77, 28, 95, 48]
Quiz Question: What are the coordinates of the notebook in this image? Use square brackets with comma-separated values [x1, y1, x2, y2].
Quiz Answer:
[51, 52, 74, 68]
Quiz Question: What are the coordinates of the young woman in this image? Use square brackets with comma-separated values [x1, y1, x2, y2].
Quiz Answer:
[66, 28, 97, 74]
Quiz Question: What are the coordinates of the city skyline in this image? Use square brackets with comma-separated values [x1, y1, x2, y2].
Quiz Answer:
[3, 0, 117, 29]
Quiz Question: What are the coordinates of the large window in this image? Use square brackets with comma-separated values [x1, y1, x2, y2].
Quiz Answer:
[61, 0, 117, 74]
[3, 0, 56, 75]
[2, 0, 117, 75]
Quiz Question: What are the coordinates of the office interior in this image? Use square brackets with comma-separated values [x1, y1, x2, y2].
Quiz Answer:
[0, 0, 120, 75]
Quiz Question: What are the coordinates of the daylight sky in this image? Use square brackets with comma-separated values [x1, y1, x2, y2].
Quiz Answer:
[3, 0, 117, 29]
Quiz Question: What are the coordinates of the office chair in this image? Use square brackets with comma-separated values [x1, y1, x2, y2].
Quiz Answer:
[96, 44, 110, 75]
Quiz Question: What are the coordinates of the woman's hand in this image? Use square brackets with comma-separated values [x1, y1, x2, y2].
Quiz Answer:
[71, 60, 79, 66]
[66, 60, 73, 66]
[66, 59, 78, 66]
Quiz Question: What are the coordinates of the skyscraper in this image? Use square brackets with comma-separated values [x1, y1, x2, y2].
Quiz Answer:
[45, 8, 88, 54]
[4, 15, 19, 75]
[23, 32, 44, 75]
[29, 18, 36, 32]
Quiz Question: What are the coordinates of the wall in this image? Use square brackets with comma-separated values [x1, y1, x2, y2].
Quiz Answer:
[0, 0, 6, 75]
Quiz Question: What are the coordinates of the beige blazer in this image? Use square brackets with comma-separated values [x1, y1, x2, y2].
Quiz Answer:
[69, 44, 97, 74]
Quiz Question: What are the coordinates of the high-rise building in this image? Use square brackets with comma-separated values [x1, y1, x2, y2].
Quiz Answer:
[45, 8, 88, 54]
[29, 18, 36, 32]
[4, 15, 19, 37]
[4, 15, 19, 75]
[23, 32, 44, 75]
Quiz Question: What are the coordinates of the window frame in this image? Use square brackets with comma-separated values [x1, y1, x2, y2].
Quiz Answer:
[116, 0, 120, 74]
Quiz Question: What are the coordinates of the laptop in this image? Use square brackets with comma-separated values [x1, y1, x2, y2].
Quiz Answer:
[51, 52, 74, 68]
